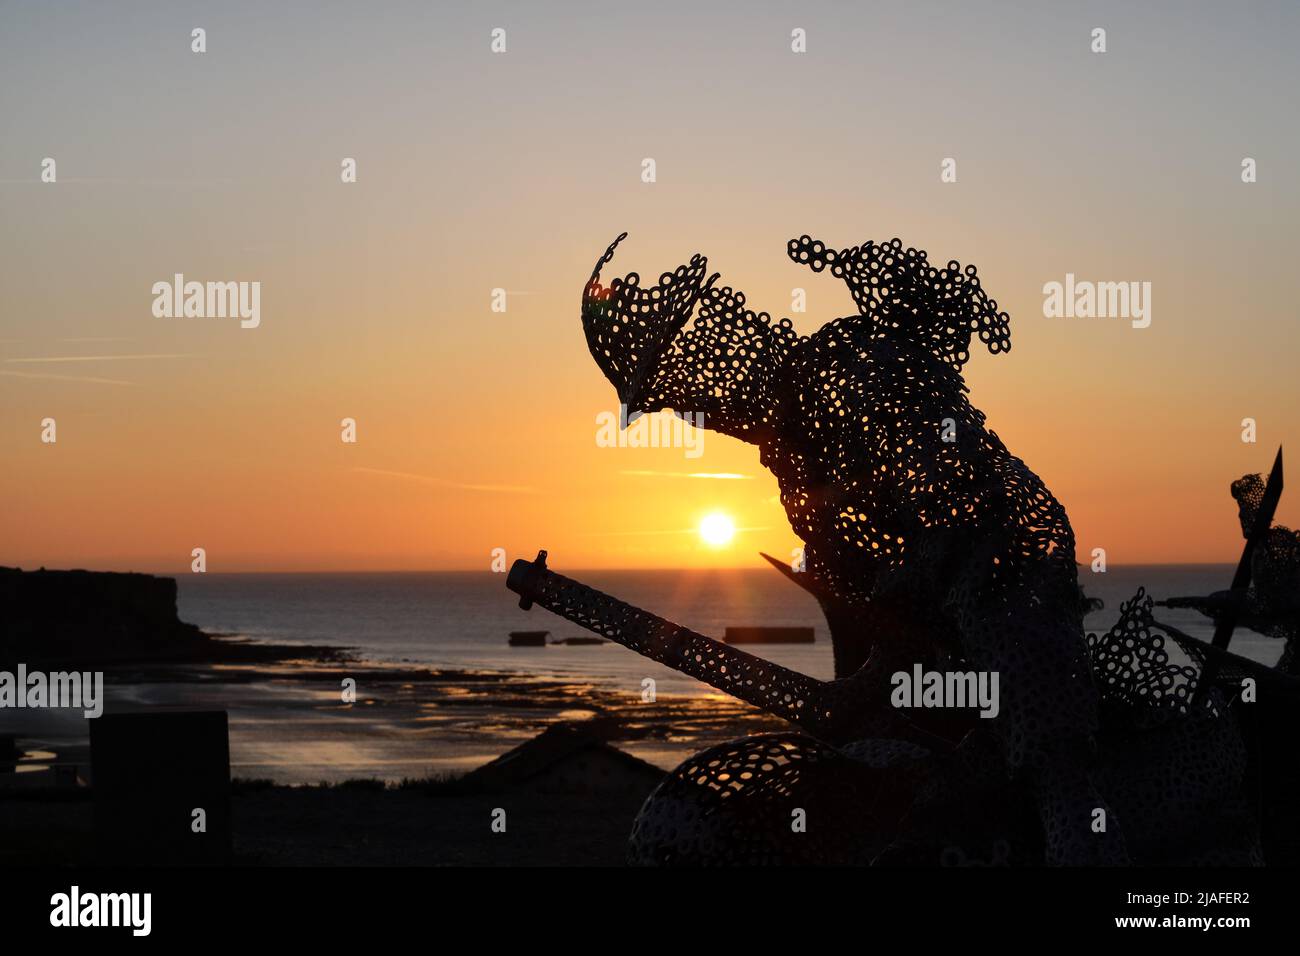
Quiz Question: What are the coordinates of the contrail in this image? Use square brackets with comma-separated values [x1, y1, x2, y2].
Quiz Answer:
[352, 466, 539, 495]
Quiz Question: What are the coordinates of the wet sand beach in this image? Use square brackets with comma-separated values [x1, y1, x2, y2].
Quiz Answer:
[5, 648, 787, 785]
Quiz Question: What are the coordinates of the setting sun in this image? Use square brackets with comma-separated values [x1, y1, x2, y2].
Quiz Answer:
[698, 512, 737, 547]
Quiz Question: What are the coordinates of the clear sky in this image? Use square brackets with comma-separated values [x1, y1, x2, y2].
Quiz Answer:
[2, 0, 1297, 572]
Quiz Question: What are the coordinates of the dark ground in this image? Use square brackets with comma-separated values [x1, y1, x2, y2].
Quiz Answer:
[0, 782, 651, 866]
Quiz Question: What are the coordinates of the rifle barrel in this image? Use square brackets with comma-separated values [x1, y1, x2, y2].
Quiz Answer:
[506, 551, 840, 736]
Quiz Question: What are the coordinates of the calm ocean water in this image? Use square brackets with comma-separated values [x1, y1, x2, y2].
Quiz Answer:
[177, 564, 1283, 698]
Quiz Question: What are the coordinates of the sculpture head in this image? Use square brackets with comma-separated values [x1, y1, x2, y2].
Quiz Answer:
[582, 233, 1012, 444]
[581, 233, 799, 441]
[1232, 473, 1267, 538]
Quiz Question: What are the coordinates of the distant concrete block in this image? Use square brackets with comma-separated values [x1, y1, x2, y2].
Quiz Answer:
[508, 630, 549, 647]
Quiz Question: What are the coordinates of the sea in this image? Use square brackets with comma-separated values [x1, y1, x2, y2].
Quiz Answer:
[176, 564, 1282, 697]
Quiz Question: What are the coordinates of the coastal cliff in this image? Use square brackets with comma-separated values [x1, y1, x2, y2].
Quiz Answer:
[0, 567, 340, 666]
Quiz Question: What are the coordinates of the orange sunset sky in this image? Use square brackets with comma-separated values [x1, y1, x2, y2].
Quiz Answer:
[2, 2, 1298, 572]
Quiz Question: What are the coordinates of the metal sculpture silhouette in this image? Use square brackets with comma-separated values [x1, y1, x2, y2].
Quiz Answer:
[508, 233, 1295, 865]
[582, 233, 1125, 864]
[1162, 454, 1297, 677]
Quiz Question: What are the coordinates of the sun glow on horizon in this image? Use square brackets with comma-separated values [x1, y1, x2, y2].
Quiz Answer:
[698, 512, 737, 547]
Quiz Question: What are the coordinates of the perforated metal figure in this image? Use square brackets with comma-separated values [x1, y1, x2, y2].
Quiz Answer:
[1166, 472, 1300, 675]
[580, 233, 1128, 864]
[1231, 473, 1300, 674]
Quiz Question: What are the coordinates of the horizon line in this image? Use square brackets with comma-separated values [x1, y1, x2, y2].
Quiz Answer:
[2, 561, 1245, 577]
